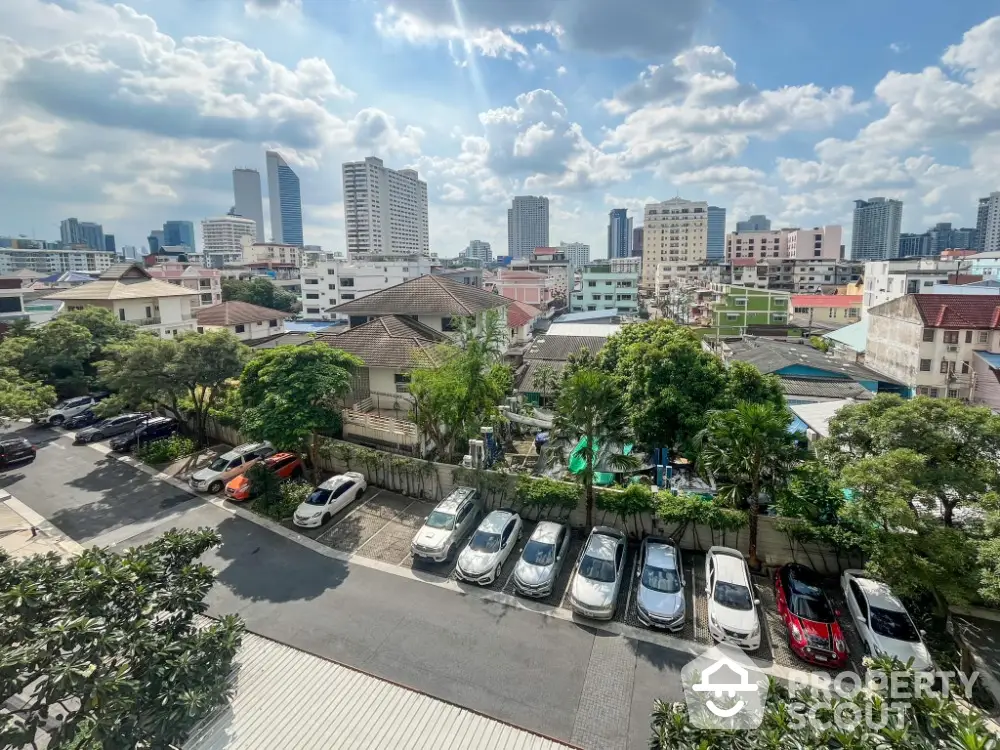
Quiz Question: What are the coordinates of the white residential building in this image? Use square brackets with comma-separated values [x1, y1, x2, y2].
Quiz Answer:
[232, 168, 265, 241]
[0, 247, 116, 275]
[787, 226, 843, 260]
[201, 216, 257, 269]
[862, 258, 967, 315]
[852, 197, 903, 261]
[146, 263, 223, 309]
[571, 261, 639, 314]
[980, 192, 1000, 254]
[559, 242, 590, 267]
[196, 300, 290, 341]
[641, 198, 709, 293]
[726, 228, 789, 261]
[342, 157, 429, 256]
[239, 238, 302, 267]
[299, 255, 435, 320]
[507, 196, 550, 259]
[463, 240, 492, 263]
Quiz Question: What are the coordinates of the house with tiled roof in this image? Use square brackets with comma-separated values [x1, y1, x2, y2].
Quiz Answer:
[790, 294, 863, 330]
[514, 334, 609, 405]
[867, 293, 1000, 402]
[195, 300, 292, 341]
[146, 262, 222, 309]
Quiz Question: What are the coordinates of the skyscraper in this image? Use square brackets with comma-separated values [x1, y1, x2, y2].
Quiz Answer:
[104, 234, 116, 254]
[632, 226, 643, 257]
[79, 222, 105, 251]
[342, 156, 429, 255]
[608, 209, 632, 259]
[559, 242, 590, 267]
[976, 195, 992, 252]
[233, 168, 265, 241]
[507, 196, 549, 259]
[641, 198, 708, 292]
[898, 233, 931, 258]
[978, 192, 1000, 254]
[851, 197, 903, 261]
[266, 150, 303, 246]
[163, 221, 196, 250]
[201, 215, 257, 268]
[707, 206, 726, 261]
[60, 218, 81, 246]
[463, 240, 492, 263]
[736, 214, 771, 232]
[147, 230, 165, 253]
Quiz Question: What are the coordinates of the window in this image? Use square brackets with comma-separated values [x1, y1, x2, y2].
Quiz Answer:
[268, 319, 278, 328]
[197, 326, 204, 333]
[235, 324, 246, 333]
[341, 278, 355, 287]
[305, 293, 319, 300]
[943, 330, 960, 344]
[830, 309, 838, 319]
[587, 281, 596, 287]
[773, 298, 786, 307]
[307, 307, 320, 314]
[917, 387, 929, 395]
[604, 294, 613, 301]
[981, 332, 990, 343]
[328, 284, 336, 290]
[441, 317, 456, 332]
[201, 293, 213, 304]
[393, 373, 411, 385]
[305, 278, 318, 285]
[793, 307, 808, 313]
[118, 309, 126, 321]
[326, 268, 336, 275]
[940, 360, 950, 373]
[922, 329, 935, 342]
[930, 388, 939, 397]
[966, 330, 973, 343]
[726, 313, 739, 320]
[340, 293, 355, 300]
[923, 280, 934, 287]
[948, 389, 959, 399]
[919, 359, 931, 371]
[735, 298, 747, 307]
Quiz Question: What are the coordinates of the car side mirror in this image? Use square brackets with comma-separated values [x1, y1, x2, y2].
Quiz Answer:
[753, 598, 761, 606]
[919, 629, 926, 637]
[857, 615, 866, 624]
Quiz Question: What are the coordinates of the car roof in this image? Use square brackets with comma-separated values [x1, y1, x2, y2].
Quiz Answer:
[479, 510, 513, 533]
[266, 452, 296, 463]
[531, 521, 564, 544]
[143, 416, 173, 425]
[646, 542, 678, 570]
[222, 442, 268, 460]
[435, 487, 476, 513]
[0, 437, 29, 446]
[714, 554, 749, 586]
[318, 473, 357, 489]
[855, 576, 905, 611]
[584, 530, 620, 561]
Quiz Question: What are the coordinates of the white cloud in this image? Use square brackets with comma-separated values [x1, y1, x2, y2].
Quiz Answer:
[374, 6, 528, 58]
[556, 65, 567, 76]
[244, 0, 302, 18]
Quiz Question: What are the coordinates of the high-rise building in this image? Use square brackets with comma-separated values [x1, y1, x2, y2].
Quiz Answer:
[641, 198, 708, 292]
[147, 230, 165, 254]
[978, 192, 1000, 254]
[232, 168, 265, 241]
[121, 245, 140, 261]
[559, 242, 590, 267]
[632, 226, 644, 257]
[104, 234, 116, 254]
[60, 218, 82, 246]
[79, 222, 104, 251]
[266, 150, 303, 246]
[707, 206, 726, 262]
[851, 197, 903, 261]
[163, 221, 196, 250]
[898, 233, 932, 258]
[507, 196, 549, 259]
[201, 215, 257, 268]
[736, 214, 771, 232]
[463, 240, 492, 263]
[342, 156, 429, 256]
[608, 208, 632, 259]
[787, 226, 842, 260]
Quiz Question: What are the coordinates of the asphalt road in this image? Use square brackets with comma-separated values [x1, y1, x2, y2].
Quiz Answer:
[1, 422, 689, 747]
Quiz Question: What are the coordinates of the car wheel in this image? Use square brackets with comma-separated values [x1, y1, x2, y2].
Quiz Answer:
[322, 513, 331, 525]
[50, 415, 65, 426]
[208, 480, 223, 494]
[91, 432, 103, 442]
[494, 562, 502, 581]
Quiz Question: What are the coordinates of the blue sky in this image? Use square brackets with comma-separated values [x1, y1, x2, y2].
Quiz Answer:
[1, 0, 999, 258]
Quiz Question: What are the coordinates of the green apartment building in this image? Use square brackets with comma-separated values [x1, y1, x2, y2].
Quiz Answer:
[709, 284, 792, 334]
[570, 261, 640, 314]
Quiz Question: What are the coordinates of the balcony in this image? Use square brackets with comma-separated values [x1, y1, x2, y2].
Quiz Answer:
[131, 315, 162, 326]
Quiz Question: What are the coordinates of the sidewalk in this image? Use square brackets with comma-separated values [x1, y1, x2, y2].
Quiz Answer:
[0, 490, 82, 559]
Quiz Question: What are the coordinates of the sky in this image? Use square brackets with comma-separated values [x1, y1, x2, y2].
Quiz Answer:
[1, 0, 999, 259]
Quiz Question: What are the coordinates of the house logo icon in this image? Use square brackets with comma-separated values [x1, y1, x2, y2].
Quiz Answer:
[681, 644, 769, 730]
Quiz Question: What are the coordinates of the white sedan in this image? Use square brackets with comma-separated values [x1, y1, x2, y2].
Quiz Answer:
[706, 546, 761, 650]
[842, 569, 933, 670]
[455, 509, 523, 585]
[292, 472, 367, 528]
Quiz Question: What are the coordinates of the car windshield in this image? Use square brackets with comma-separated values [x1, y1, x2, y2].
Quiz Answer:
[870, 607, 920, 642]
[790, 593, 835, 623]
[522, 540, 555, 566]
[469, 530, 501, 553]
[714, 581, 753, 610]
[425, 510, 455, 530]
[578, 554, 616, 583]
[642, 565, 681, 594]
[306, 488, 332, 506]
[207, 457, 231, 472]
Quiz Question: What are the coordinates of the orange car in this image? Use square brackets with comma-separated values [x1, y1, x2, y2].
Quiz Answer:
[224, 452, 304, 501]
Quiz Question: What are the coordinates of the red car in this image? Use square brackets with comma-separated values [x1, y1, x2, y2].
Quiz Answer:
[225, 452, 303, 501]
[774, 563, 849, 668]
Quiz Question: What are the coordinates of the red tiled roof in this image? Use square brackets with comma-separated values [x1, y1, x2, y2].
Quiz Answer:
[507, 300, 542, 328]
[911, 294, 1000, 329]
[533, 247, 559, 255]
[791, 294, 862, 309]
[195, 301, 293, 326]
[732, 258, 758, 267]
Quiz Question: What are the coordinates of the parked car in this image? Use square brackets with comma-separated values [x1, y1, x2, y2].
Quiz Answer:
[455, 509, 524, 585]
[0, 437, 36, 469]
[636, 536, 686, 631]
[64, 410, 100, 429]
[74, 413, 149, 443]
[225, 452, 304, 502]
[188, 441, 274, 494]
[292, 472, 367, 527]
[568, 526, 627, 620]
[774, 564, 848, 667]
[842, 569, 932, 670]
[705, 546, 761, 650]
[410, 487, 482, 563]
[512, 521, 571, 598]
[109, 417, 179, 453]
[35, 395, 105, 426]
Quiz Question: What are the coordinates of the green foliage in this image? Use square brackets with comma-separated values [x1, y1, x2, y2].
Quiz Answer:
[530, 364, 560, 404]
[136, 435, 196, 465]
[774, 461, 845, 524]
[251, 476, 310, 521]
[0, 528, 243, 749]
[0, 317, 94, 396]
[655, 493, 748, 534]
[60, 307, 137, 358]
[0, 366, 55, 427]
[221, 277, 297, 312]
[722, 360, 785, 408]
[514, 474, 580, 519]
[239, 343, 360, 481]
[809, 335, 830, 352]
[596, 483, 656, 537]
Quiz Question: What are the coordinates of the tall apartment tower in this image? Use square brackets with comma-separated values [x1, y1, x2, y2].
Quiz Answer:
[232, 168, 265, 241]
[60, 218, 82, 246]
[79, 222, 105, 251]
[507, 196, 550, 259]
[464, 240, 492, 263]
[851, 197, 903, 261]
[201, 215, 257, 268]
[342, 157, 429, 256]
[608, 208, 632, 259]
[632, 226, 644, 258]
[559, 242, 591, 267]
[736, 214, 771, 232]
[265, 151, 304, 246]
[163, 221, 196, 250]
[707, 206, 726, 261]
[641, 198, 708, 292]
[978, 192, 1000, 254]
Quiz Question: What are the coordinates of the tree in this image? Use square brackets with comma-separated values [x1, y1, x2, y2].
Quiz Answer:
[0, 529, 244, 749]
[697, 401, 804, 568]
[530, 364, 560, 406]
[552, 366, 637, 527]
[0, 318, 94, 396]
[221, 277, 297, 313]
[100, 330, 248, 445]
[722, 360, 785, 409]
[60, 307, 136, 358]
[239, 343, 361, 481]
[0, 367, 56, 427]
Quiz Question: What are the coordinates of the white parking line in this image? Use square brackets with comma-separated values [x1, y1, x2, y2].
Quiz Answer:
[314, 489, 384, 545]
[623, 547, 640, 617]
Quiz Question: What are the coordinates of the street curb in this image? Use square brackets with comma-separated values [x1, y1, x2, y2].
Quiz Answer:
[0, 491, 85, 556]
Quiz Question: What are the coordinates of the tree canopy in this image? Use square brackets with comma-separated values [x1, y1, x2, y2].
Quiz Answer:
[0, 366, 56, 427]
[0, 529, 243, 749]
[221, 277, 298, 313]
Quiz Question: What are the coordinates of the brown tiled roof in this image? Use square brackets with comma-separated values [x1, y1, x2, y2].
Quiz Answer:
[315, 315, 448, 369]
[523, 335, 607, 361]
[516, 359, 566, 395]
[911, 294, 1000, 329]
[44, 262, 197, 301]
[507, 301, 542, 328]
[328, 275, 510, 316]
[195, 301, 293, 326]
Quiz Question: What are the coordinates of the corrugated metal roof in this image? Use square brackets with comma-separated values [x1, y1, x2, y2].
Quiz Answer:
[185, 630, 577, 750]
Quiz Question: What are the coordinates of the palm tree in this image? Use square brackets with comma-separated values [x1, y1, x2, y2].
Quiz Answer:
[552, 366, 638, 527]
[531, 364, 560, 406]
[697, 401, 804, 568]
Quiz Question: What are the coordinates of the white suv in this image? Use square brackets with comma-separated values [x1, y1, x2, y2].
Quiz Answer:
[36, 395, 100, 426]
[705, 546, 761, 650]
[410, 487, 481, 563]
[188, 442, 274, 494]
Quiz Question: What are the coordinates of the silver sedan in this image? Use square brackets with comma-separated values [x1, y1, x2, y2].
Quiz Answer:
[513, 521, 571, 598]
[636, 536, 686, 631]
[569, 526, 627, 620]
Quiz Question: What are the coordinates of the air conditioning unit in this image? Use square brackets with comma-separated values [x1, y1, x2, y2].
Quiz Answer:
[946, 345, 959, 352]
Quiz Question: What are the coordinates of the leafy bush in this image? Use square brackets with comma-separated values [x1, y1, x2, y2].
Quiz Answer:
[136, 434, 195, 464]
[249, 462, 310, 520]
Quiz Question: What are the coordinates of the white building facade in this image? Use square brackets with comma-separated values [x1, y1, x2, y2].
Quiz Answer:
[0, 247, 116, 275]
[299, 255, 435, 320]
[201, 216, 257, 269]
[787, 226, 843, 260]
[507, 196, 550, 259]
[852, 197, 903, 261]
[559, 242, 591, 267]
[641, 198, 708, 294]
[342, 157, 429, 257]
[862, 258, 965, 315]
[463, 240, 492, 263]
[979, 192, 1000, 254]
[239, 239, 302, 267]
[232, 168, 265, 241]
